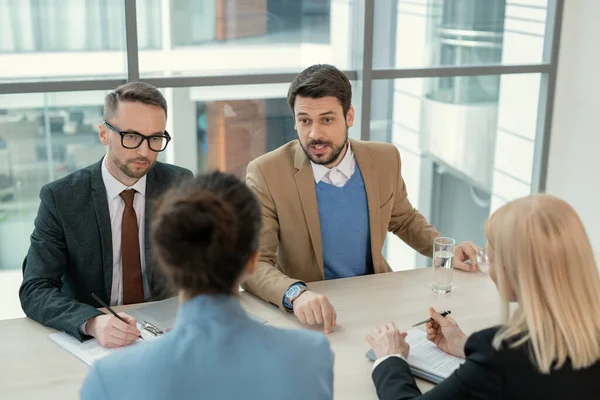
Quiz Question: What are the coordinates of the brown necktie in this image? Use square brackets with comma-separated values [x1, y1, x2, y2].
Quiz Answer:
[120, 189, 144, 304]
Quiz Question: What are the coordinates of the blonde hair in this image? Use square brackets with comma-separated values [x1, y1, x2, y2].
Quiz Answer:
[486, 194, 600, 373]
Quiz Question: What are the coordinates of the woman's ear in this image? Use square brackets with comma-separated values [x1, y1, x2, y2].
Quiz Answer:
[245, 251, 260, 276]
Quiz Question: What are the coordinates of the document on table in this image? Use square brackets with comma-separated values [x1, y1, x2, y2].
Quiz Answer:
[404, 328, 465, 381]
[50, 297, 267, 367]
[366, 327, 465, 384]
[49, 323, 160, 367]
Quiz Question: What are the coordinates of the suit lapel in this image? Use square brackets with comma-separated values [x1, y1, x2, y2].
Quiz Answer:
[90, 158, 113, 302]
[293, 144, 324, 274]
[144, 166, 158, 291]
[351, 140, 382, 267]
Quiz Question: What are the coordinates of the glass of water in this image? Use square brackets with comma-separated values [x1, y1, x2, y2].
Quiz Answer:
[432, 237, 456, 294]
[477, 248, 490, 274]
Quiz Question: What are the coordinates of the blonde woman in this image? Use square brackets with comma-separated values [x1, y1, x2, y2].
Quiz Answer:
[366, 194, 600, 399]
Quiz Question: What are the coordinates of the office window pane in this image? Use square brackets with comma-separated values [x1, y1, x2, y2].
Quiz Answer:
[164, 82, 360, 177]
[373, 0, 550, 69]
[0, 0, 128, 82]
[138, 0, 357, 77]
[371, 74, 544, 270]
[0, 91, 110, 271]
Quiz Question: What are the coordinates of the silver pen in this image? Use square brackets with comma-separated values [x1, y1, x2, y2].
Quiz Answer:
[411, 310, 451, 327]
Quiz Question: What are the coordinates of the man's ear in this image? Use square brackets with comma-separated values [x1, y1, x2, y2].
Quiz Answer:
[346, 105, 355, 128]
[99, 123, 109, 145]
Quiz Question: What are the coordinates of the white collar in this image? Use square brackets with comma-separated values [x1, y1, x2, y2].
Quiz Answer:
[101, 156, 147, 200]
[310, 141, 355, 184]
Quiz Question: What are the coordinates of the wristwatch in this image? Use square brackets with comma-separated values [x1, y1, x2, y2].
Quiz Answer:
[284, 284, 308, 308]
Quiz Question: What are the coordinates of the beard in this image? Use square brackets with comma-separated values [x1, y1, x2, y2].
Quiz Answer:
[300, 126, 349, 166]
[111, 154, 154, 179]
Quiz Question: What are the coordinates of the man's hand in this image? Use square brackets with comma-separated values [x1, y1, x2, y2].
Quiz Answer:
[292, 290, 337, 334]
[425, 307, 468, 358]
[85, 313, 141, 348]
[366, 322, 410, 359]
[454, 241, 480, 271]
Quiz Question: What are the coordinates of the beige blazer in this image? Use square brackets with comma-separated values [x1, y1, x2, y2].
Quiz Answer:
[243, 139, 440, 310]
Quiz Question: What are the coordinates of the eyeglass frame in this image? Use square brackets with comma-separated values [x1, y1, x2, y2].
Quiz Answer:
[103, 120, 172, 152]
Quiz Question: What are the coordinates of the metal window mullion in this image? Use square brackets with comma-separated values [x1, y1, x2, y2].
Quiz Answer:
[0, 70, 359, 95]
[124, 0, 140, 82]
[0, 79, 127, 95]
[531, 0, 565, 193]
[372, 64, 551, 80]
[140, 72, 359, 88]
[358, 0, 375, 141]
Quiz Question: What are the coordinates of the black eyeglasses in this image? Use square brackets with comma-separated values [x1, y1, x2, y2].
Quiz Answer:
[103, 120, 171, 152]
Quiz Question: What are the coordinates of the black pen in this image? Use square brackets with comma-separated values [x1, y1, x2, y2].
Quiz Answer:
[411, 310, 451, 327]
[91, 293, 144, 340]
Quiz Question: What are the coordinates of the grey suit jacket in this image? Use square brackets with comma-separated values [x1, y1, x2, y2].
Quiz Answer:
[19, 158, 193, 340]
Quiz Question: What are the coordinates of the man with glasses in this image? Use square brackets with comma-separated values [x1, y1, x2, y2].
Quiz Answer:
[20, 82, 192, 348]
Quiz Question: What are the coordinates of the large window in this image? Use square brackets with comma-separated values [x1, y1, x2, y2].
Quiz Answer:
[373, 0, 549, 69]
[138, 0, 356, 77]
[0, 91, 108, 270]
[165, 84, 311, 178]
[0, 1, 128, 82]
[0, 0, 563, 318]
[372, 74, 543, 269]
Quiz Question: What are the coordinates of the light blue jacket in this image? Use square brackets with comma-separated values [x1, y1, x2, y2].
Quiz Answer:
[80, 295, 334, 400]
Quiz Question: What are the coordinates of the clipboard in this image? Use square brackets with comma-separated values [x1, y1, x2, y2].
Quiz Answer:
[365, 328, 465, 384]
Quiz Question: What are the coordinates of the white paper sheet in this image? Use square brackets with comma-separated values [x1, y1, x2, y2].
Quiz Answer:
[49, 323, 160, 366]
[404, 327, 465, 379]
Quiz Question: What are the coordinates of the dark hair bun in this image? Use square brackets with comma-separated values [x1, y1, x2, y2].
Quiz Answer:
[153, 191, 237, 269]
[150, 171, 262, 295]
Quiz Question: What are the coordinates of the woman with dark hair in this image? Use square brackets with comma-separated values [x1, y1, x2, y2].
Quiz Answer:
[81, 171, 334, 400]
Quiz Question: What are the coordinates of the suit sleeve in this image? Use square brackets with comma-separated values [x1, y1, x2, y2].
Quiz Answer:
[388, 148, 440, 257]
[372, 331, 503, 400]
[19, 185, 102, 340]
[242, 160, 301, 310]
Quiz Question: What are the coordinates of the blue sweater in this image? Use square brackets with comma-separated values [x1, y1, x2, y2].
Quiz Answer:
[316, 168, 373, 280]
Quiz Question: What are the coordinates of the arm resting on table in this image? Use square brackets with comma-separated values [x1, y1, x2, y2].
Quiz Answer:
[372, 330, 502, 400]
[19, 185, 102, 341]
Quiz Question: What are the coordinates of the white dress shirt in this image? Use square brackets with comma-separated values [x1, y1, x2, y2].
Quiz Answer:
[101, 157, 150, 306]
[310, 141, 356, 187]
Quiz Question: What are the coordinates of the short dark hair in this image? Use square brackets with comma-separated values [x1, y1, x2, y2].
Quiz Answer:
[103, 82, 167, 120]
[150, 171, 262, 296]
[287, 64, 352, 117]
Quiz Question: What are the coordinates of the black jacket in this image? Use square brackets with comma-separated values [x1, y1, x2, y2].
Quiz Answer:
[19, 159, 193, 340]
[373, 326, 600, 399]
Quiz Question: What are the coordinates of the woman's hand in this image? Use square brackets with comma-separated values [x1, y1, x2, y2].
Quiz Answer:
[426, 307, 468, 358]
[366, 321, 410, 359]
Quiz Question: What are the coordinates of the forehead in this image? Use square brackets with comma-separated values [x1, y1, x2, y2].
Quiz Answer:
[112, 101, 166, 133]
[294, 96, 343, 116]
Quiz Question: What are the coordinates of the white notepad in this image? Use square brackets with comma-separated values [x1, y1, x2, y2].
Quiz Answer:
[49, 323, 160, 366]
[367, 327, 465, 383]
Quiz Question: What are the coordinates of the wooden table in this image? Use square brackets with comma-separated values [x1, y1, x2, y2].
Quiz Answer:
[0, 268, 501, 399]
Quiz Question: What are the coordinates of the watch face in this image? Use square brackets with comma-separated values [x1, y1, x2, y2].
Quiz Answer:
[287, 285, 301, 298]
